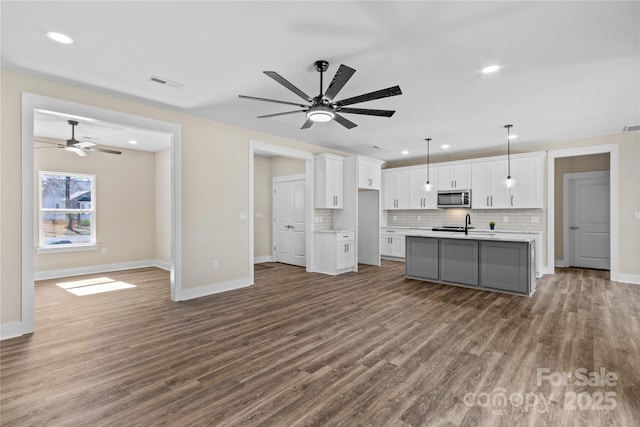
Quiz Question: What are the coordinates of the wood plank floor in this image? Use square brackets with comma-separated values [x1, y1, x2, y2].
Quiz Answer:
[1, 261, 639, 426]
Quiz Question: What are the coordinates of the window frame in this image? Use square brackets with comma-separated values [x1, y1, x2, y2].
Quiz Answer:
[38, 171, 97, 252]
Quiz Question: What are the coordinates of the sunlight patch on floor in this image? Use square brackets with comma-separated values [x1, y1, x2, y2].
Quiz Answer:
[56, 277, 136, 295]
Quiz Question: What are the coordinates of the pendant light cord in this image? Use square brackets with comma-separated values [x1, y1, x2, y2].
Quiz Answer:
[505, 125, 513, 178]
[425, 138, 431, 182]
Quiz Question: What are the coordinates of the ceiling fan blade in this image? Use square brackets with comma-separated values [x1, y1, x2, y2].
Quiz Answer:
[338, 107, 395, 117]
[239, 95, 309, 108]
[333, 114, 358, 129]
[86, 147, 122, 155]
[34, 139, 63, 146]
[301, 119, 314, 129]
[323, 64, 356, 101]
[335, 85, 402, 107]
[257, 110, 307, 118]
[263, 71, 313, 102]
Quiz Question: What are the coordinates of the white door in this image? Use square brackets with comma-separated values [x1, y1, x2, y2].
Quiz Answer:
[274, 178, 306, 267]
[568, 172, 610, 269]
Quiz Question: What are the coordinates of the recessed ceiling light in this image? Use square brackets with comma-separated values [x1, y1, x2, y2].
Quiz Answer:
[508, 134, 518, 140]
[482, 65, 500, 74]
[47, 32, 74, 45]
[401, 150, 409, 155]
[128, 140, 138, 145]
[441, 144, 450, 149]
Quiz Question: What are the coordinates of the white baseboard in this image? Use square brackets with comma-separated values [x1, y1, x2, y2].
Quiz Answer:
[555, 259, 568, 267]
[154, 259, 172, 271]
[613, 273, 640, 285]
[254, 255, 274, 264]
[540, 266, 555, 275]
[179, 277, 252, 301]
[34, 260, 162, 281]
[1, 322, 25, 341]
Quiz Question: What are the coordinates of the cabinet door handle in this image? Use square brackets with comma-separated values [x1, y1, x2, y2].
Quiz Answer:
[490, 196, 493, 206]
[346, 243, 349, 252]
[451, 180, 454, 188]
[511, 195, 514, 206]
[486, 196, 489, 206]
[570, 226, 580, 230]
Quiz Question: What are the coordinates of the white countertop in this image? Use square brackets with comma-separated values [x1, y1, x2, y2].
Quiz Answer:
[382, 226, 540, 234]
[402, 229, 537, 243]
[314, 229, 355, 234]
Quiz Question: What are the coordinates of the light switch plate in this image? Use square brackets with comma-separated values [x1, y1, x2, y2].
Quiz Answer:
[531, 216, 539, 223]
[240, 212, 248, 221]
[503, 216, 509, 223]
[634, 211, 640, 220]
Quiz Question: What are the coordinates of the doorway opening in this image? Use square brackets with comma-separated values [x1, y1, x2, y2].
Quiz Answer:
[21, 93, 183, 336]
[248, 140, 314, 284]
[547, 145, 618, 280]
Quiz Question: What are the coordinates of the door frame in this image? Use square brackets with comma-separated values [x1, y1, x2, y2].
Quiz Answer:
[272, 174, 306, 266]
[21, 93, 183, 336]
[562, 170, 610, 267]
[248, 140, 314, 284]
[546, 144, 618, 280]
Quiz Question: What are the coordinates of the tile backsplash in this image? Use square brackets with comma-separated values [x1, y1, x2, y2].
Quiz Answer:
[314, 209, 334, 230]
[385, 208, 545, 232]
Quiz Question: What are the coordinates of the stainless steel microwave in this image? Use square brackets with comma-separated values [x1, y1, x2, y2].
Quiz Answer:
[437, 190, 471, 209]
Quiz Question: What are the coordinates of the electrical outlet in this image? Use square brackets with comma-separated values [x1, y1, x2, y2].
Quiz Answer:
[393, 216, 398, 221]
[255, 212, 264, 219]
[634, 211, 640, 220]
[417, 216, 422, 221]
[240, 212, 248, 221]
[531, 216, 539, 223]
[101, 247, 108, 254]
[212, 260, 219, 269]
[503, 216, 509, 223]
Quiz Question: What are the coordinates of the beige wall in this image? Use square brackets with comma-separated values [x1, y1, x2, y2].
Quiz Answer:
[1, 69, 337, 325]
[253, 156, 306, 259]
[554, 154, 610, 259]
[155, 148, 171, 264]
[34, 144, 156, 271]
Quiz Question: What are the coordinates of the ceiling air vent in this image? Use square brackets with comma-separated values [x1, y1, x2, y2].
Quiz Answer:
[623, 125, 640, 132]
[149, 75, 184, 89]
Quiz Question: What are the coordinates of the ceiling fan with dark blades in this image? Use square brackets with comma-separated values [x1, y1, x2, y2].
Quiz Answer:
[239, 60, 402, 129]
[35, 120, 122, 156]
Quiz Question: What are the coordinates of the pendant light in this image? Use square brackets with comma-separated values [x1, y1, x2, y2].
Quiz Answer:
[422, 138, 433, 191]
[502, 124, 516, 188]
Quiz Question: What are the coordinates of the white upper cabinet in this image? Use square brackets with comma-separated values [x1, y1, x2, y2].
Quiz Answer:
[471, 160, 509, 209]
[314, 154, 343, 209]
[382, 169, 410, 210]
[509, 156, 543, 208]
[471, 155, 544, 209]
[409, 167, 438, 209]
[437, 164, 472, 190]
[358, 158, 382, 190]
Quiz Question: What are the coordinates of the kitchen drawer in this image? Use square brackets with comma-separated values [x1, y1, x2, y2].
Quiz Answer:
[336, 231, 355, 242]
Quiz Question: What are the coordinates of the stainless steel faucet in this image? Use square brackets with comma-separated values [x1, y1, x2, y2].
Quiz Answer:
[465, 213, 471, 235]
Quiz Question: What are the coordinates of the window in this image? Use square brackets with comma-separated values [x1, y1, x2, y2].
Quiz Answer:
[39, 171, 96, 249]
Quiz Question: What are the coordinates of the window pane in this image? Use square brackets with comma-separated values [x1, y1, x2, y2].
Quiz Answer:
[42, 213, 93, 245]
[41, 174, 92, 209]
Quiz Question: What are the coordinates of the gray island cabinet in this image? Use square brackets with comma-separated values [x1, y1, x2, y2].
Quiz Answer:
[406, 233, 536, 296]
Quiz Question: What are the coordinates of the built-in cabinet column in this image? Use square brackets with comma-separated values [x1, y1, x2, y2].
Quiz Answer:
[314, 153, 344, 209]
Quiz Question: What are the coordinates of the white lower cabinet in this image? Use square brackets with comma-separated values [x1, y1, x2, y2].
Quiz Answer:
[314, 231, 355, 275]
[380, 229, 406, 259]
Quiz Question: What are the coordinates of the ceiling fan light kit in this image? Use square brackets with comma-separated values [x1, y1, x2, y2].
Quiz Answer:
[240, 60, 402, 129]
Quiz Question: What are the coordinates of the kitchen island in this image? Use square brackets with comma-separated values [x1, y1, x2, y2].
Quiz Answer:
[405, 230, 537, 296]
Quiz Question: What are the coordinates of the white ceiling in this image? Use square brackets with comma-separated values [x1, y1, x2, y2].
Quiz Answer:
[3, 1, 638, 162]
[33, 109, 172, 152]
